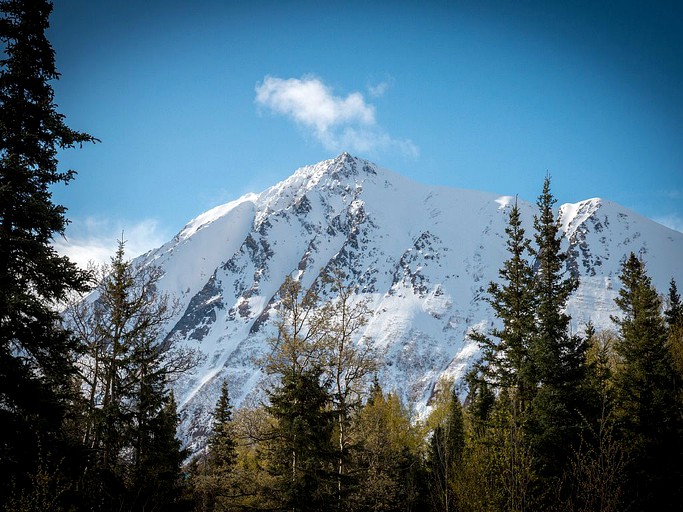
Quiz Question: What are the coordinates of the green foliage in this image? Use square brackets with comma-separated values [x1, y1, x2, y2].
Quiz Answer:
[209, 380, 237, 470]
[468, 177, 594, 506]
[318, 266, 379, 506]
[266, 368, 335, 512]
[350, 384, 426, 512]
[0, 0, 96, 504]
[65, 240, 193, 510]
[189, 379, 240, 511]
[665, 278, 683, 329]
[427, 388, 465, 512]
[465, 198, 538, 506]
[667, 279, 683, 437]
[526, 176, 588, 490]
[129, 392, 186, 511]
[177, 245, 683, 512]
[455, 390, 536, 512]
[469, 199, 537, 408]
[611, 253, 683, 508]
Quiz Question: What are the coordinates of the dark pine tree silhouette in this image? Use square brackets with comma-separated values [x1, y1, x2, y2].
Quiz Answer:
[666, 278, 683, 330]
[526, 175, 588, 489]
[612, 253, 683, 509]
[0, 0, 96, 503]
[470, 198, 537, 410]
[267, 369, 335, 512]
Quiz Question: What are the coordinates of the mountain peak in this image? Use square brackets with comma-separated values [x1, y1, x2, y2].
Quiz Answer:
[139, 155, 683, 451]
[337, 151, 354, 162]
[325, 152, 378, 179]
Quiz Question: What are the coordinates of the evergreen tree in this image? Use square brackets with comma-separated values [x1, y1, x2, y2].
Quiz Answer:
[126, 337, 186, 511]
[426, 389, 465, 512]
[564, 326, 627, 512]
[192, 379, 240, 511]
[666, 278, 683, 330]
[469, 198, 536, 408]
[527, 175, 587, 485]
[66, 239, 194, 509]
[667, 279, 683, 428]
[612, 253, 683, 509]
[530, 175, 582, 388]
[463, 362, 495, 432]
[0, 0, 96, 503]
[266, 368, 335, 512]
[466, 198, 539, 508]
[209, 379, 237, 470]
[665, 279, 683, 422]
[129, 391, 185, 511]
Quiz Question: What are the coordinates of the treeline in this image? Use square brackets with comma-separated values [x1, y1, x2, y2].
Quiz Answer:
[183, 183, 683, 512]
[2, 2, 683, 511]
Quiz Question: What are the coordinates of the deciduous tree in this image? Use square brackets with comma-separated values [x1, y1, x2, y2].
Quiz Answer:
[426, 388, 465, 512]
[319, 267, 378, 505]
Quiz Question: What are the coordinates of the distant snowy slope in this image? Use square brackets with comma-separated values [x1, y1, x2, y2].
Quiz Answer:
[560, 197, 682, 328]
[133, 153, 683, 450]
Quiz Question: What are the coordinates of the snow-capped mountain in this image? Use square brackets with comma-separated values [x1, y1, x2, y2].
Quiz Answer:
[140, 153, 683, 449]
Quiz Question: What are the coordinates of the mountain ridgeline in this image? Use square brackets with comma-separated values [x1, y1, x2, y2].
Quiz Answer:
[140, 153, 683, 449]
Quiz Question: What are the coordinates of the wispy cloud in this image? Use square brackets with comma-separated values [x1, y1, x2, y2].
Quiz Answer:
[367, 78, 394, 98]
[53, 217, 169, 269]
[255, 75, 417, 158]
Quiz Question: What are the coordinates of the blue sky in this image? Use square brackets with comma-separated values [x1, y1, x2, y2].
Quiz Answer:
[49, 0, 683, 265]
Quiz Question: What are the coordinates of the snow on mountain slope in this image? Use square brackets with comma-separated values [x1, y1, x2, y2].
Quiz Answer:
[135, 153, 683, 450]
[560, 197, 683, 328]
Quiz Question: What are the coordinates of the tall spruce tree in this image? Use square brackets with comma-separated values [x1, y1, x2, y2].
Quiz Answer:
[527, 175, 587, 485]
[466, 198, 539, 508]
[530, 175, 582, 388]
[667, 279, 683, 428]
[0, 0, 96, 503]
[188, 380, 241, 512]
[266, 368, 335, 512]
[469, 198, 536, 409]
[612, 253, 683, 509]
[66, 240, 193, 509]
[666, 278, 683, 330]
[209, 379, 237, 470]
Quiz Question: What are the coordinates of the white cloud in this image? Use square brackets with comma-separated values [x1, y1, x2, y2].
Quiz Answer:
[367, 78, 393, 98]
[53, 217, 169, 269]
[653, 213, 683, 233]
[255, 75, 374, 133]
[255, 75, 417, 158]
[333, 127, 419, 159]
